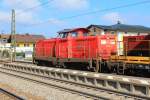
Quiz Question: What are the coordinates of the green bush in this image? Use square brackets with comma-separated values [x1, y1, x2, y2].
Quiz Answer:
[2, 50, 10, 58]
[16, 52, 25, 58]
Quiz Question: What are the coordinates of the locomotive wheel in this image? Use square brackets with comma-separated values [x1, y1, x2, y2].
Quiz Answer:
[117, 63, 125, 75]
[111, 67, 117, 73]
[61, 62, 67, 68]
[56, 64, 61, 68]
[37, 61, 43, 66]
[56, 62, 66, 68]
[90, 60, 100, 72]
[91, 67, 96, 72]
[93, 67, 99, 72]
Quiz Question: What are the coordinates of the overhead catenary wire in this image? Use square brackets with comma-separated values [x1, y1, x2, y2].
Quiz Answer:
[15, 0, 24, 5]
[61, 0, 150, 20]
[24, 0, 150, 26]
[16, 0, 54, 15]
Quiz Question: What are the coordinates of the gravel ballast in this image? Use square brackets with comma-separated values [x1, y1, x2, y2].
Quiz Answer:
[0, 72, 93, 100]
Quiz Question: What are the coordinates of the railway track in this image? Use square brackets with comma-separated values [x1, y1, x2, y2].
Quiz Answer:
[0, 88, 23, 100]
[0, 62, 150, 99]
[0, 65, 124, 100]
[0, 59, 32, 64]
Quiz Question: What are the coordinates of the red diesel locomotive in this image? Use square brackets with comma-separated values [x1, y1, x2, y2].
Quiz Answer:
[33, 28, 117, 72]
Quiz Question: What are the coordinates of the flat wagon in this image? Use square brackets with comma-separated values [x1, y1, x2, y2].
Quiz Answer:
[109, 35, 150, 75]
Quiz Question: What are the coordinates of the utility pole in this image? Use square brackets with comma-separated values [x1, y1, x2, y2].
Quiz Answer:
[11, 9, 16, 62]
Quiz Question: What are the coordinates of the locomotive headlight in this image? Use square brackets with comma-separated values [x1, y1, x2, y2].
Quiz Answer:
[101, 40, 106, 44]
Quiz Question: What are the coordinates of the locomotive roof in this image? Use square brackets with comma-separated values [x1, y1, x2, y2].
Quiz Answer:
[58, 28, 89, 34]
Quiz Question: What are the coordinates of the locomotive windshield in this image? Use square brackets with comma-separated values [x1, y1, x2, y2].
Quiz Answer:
[58, 33, 68, 38]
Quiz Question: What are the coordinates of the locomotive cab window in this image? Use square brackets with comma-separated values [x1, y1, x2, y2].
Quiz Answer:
[59, 33, 68, 38]
[71, 32, 78, 37]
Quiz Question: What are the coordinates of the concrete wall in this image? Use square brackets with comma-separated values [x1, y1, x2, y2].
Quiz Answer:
[0, 43, 33, 53]
[0, 40, 35, 60]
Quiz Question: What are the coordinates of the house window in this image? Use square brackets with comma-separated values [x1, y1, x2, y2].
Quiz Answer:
[3, 38, 7, 43]
[111, 31, 115, 34]
[24, 43, 29, 47]
[17, 44, 19, 47]
[93, 28, 96, 32]
[26, 44, 29, 47]
[93, 28, 97, 35]
[125, 32, 128, 34]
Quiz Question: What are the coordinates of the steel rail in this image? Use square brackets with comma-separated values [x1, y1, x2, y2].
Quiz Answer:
[0, 67, 114, 100]
[0, 88, 24, 100]
[3, 63, 149, 98]
[1, 63, 150, 99]
[0, 59, 32, 64]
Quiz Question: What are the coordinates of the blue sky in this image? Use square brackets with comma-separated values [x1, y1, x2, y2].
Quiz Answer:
[0, 0, 150, 37]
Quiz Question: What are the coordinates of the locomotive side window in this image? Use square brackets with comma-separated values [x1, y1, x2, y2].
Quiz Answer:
[63, 33, 68, 38]
[72, 32, 78, 37]
[83, 33, 88, 36]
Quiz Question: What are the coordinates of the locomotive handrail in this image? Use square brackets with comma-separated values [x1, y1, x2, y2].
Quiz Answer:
[110, 55, 150, 64]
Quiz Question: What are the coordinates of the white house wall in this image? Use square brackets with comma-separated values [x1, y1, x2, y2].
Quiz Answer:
[16, 47, 33, 52]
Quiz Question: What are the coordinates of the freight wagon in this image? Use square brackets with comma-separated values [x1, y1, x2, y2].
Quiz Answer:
[109, 35, 150, 75]
[33, 28, 117, 72]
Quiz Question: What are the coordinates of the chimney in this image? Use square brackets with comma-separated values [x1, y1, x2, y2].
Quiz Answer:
[117, 20, 121, 24]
